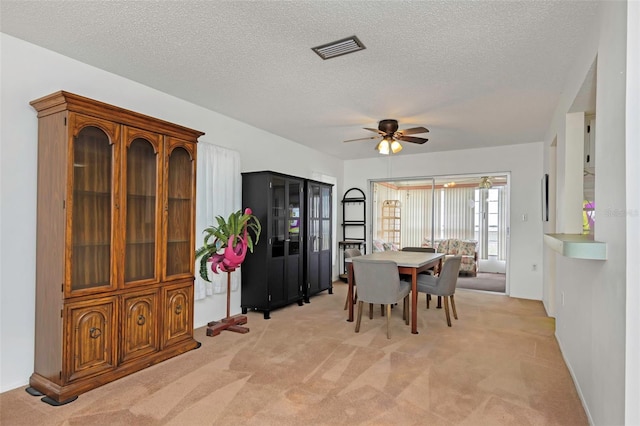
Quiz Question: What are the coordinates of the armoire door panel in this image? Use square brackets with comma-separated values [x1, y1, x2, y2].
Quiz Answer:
[120, 290, 159, 363]
[163, 283, 193, 347]
[268, 257, 286, 306]
[286, 254, 301, 303]
[65, 297, 117, 382]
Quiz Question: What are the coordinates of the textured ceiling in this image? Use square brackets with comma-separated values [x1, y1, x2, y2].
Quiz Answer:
[0, 1, 599, 160]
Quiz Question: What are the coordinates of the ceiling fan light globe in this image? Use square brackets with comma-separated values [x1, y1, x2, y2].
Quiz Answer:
[377, 140, 390, 155]
[390, 140, 403, 153]
[479, 176, 493, 189]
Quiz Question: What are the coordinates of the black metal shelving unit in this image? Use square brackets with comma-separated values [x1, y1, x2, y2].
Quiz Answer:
[339, 187, 366, 282]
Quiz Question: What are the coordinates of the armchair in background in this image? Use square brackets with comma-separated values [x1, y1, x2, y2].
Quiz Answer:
[372, 239, 399, 252]
[423, 238, 477, 276]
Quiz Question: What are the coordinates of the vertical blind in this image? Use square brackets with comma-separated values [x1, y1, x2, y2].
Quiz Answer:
[440, 187, 476, 241]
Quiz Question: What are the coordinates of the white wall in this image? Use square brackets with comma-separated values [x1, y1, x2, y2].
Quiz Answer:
[0, 34, 343, 393]
[2, 4, 637, 420]
[542, 1, 631, 424]
[625, 3, 640, 424]
[344, 142, 544, 301]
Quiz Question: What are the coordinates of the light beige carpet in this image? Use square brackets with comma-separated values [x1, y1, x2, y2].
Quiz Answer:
[1, 283, 587, 425]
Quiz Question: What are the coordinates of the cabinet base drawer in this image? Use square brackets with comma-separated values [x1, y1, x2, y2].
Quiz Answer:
[29, 338, 200, 404]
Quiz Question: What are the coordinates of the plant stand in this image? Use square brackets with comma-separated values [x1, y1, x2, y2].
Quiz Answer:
[206, 270, 249, 336]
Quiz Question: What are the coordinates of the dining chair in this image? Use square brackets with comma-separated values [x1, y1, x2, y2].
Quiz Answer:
[416, 256, 462, 327]
[401, 246, 437, 273]
[401, 246, 441, 307]
[352, 258, 411, 339]
[401, 246, 435, 253]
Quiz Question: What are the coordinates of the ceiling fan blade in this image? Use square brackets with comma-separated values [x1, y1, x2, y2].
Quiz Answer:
[364, 127, 386, 135]
[343, 135, 382, 143]
[397, 126, 429, 136]
[397, 135, 428, 144]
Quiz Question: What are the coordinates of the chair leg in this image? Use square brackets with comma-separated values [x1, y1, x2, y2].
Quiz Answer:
[344, 287, 358, 310]
[437, 296, 442, 309]
[369, 303, 373, 319]
[402, 297, 406, 321]
[450, 295, 458, 320]
[355, 301, 363, 332]
[386, 304, 392, 339]
[404, 295, 410, 325]
[381, 304, 385, 316]
[443, 296, 452, 327]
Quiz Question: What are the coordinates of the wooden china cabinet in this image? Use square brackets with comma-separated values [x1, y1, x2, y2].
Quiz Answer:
[28, 91, 203, 404]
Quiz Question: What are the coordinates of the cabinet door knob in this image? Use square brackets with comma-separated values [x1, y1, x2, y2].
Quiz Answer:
[175, 304, 183, 315]
[89, 327, 102, 339]
[136, 314, 146, 326]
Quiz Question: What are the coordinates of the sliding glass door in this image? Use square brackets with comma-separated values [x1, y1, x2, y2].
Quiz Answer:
[474, 185, 508, 261]
[371, 178, 436, 248]
[371, 174, 508, 270]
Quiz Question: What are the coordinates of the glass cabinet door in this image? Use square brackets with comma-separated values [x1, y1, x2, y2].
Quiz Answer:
[321, 185, 331, 251]
[270, 176, 302, 257]
[309, 184, 321, 253]
[164, 139, 196, 279]
[270, 176, 286, 258]
[288, 180, 301, 256]
[69, 115, 120, 294]
[123, 128, 162, 285]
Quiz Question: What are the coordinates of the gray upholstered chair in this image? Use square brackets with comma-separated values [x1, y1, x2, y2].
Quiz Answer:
[401, 247, 435, 253]
[352, 258, 411, 339]
[416, 256, 462, 327]
[401, 246, 436, 274]
[401, 246, 440, 306]
[343, 248, 363, 310]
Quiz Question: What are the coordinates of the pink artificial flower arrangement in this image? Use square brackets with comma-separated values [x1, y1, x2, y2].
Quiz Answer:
[195, 208, 261, 281]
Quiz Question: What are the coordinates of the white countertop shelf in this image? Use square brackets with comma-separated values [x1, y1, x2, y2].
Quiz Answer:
[543, 233, 607, 260]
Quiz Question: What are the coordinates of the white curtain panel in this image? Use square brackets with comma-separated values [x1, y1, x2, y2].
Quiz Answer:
[194, 143, 241, 300]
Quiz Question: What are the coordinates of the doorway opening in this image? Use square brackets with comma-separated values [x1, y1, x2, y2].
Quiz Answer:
[370, 173, 509, 293]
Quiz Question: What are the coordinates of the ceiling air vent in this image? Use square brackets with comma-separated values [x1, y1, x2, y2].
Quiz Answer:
[311, 36, 365, 60]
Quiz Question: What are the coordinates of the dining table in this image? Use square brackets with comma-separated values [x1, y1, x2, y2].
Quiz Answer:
[345, 250, 444, 334]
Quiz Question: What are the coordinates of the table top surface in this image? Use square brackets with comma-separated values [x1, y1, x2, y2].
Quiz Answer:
[345, 251, 444, 268]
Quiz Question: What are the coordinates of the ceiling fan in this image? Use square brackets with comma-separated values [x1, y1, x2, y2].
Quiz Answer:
[343, 119, 429, 154]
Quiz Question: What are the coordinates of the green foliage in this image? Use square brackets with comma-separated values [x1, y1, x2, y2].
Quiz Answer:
[195, 208, 261, 282]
